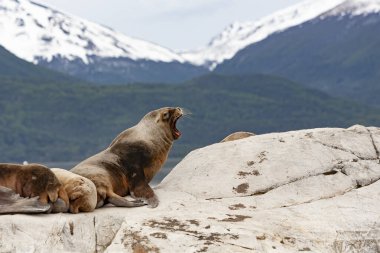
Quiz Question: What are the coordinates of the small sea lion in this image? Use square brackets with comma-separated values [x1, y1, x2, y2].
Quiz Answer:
[71, 107, 183, 208]
[0, 163, 62, 204]
[51, 168, 97, 213]
[221, 131, 255, 143]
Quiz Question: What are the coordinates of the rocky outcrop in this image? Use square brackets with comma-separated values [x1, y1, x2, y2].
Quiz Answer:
[1, 125, 379, 252]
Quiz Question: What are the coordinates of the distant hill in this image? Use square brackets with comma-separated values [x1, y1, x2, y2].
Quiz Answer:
[1, 73, 380, 162]
[216, 12, 380, 107]
[0, 45, 73, 83]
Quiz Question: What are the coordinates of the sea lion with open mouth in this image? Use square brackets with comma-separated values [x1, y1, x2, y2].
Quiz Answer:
[71, 107, 183, 208]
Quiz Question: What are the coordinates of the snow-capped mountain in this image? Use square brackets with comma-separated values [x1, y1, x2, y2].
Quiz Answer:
[180, 0, 380, 69]
[0, 0, 184, 64]
[1, 0, 380, 83]
[214, 0, 380, 107]
[0, 0, 206, 83]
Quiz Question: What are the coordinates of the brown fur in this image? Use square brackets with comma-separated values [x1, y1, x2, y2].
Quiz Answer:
[0, 163, 61, 205]
[71, 107, 183, 208]
[51, 168, 97, 213]
[221, 131, 255, 143]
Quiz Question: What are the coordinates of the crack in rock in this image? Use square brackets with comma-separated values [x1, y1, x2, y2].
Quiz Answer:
[303, 128, 379, 161]
[367, 128, 380, 162]
[98, 217, 125, 253]
[225, 242, 255, 251]
[207, 159, 380, 207]
[312, 139, 370, 160]
[93, 217, 97, 253]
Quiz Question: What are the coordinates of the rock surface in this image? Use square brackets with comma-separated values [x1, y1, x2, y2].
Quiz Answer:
[1, 125, 379, 253]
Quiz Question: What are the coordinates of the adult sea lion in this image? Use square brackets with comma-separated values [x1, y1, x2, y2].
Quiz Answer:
[71, 107, 183, 208]
[51, 168, 97, 213]
[0, 163, 62, 214]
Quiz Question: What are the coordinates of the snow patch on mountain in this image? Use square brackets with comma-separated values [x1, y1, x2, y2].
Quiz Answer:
[180, 0, 380, 69]
[323, 0, 380, 17]
[1, 0, 380, 70]
[0, 0, 184, 64]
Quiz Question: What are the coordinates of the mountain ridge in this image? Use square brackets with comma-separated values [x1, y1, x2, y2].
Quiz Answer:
[3, 0, 380, 71]
[0, 0, 185, 64]
[181, 0, 380, 69]
[215, 11, 380, 107]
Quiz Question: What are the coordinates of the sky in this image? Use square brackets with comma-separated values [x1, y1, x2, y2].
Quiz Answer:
[38, 0, 303, 51]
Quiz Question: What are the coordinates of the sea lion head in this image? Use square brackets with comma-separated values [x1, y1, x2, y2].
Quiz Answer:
[21, 164, 61, 202]
[66, 177, 97, 213]
[141, 107, 184, 140]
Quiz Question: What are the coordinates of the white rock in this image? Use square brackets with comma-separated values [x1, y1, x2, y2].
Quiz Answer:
[0, 126, 379, 253]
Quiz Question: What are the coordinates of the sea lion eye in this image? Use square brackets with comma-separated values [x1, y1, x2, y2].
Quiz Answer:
[163, 112, 170, 120]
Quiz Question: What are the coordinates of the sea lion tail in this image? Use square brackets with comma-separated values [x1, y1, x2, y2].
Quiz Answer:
[0, 186, 51, 214]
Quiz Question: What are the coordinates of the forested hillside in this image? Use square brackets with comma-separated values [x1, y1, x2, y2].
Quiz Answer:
[1, 74, 379, 162]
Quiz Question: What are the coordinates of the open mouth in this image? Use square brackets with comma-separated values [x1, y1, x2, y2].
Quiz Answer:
[172, 114, 182, 140]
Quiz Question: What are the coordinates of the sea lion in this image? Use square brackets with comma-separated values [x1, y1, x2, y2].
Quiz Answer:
[221, 131, 255, 143]
[51, 168, 97, 213]
[71, 107, 183, 208]
[0, 163, 63, 213]
[0, 163, 62, 204]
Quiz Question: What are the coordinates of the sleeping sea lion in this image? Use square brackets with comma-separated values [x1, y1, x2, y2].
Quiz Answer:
[71, 107, 183, 208]
[51, 168, 97, 213]
[0, 163, 63, 214]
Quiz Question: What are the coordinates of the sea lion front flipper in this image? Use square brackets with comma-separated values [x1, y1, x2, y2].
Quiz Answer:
[130, 183, 159, 208]
[128, 168, 159, 208]
[51, 198, 69, 213]
[107, 192, 146, 207]
[0, 186, 51, 214]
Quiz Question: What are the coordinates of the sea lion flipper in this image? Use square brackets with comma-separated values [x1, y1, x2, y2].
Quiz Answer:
[130, 183, 159, 208]
[50, 198, 69, 213]
[0, 186, 51, 214]
[107, 192, 146, 207]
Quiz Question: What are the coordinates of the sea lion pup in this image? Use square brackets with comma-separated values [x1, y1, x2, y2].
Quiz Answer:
[0, 163, 66, 213]
[71, 107, 183, 208]
[220, 131, 255, 143]
[0, 163, 63, 213]
[51, 168, 97, 213]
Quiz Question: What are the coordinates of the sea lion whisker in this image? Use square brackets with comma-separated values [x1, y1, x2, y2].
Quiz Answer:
[180, 108, 192, 116]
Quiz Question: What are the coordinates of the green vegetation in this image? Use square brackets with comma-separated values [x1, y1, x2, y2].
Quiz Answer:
[1, 73, 380, 163]
[0, 45, 76, 83]
[216, 15, 380, 107]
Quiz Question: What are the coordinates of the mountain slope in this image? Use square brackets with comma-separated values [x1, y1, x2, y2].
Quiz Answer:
[0, 0, 206, 84]
[0, 45, 75, 82]
[181, 0, 346, 68]
[0, 0, 183, 64]
[1, 73, 380, 162]
[182, 0, 380, 70]
[215, 6, 380, 107]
